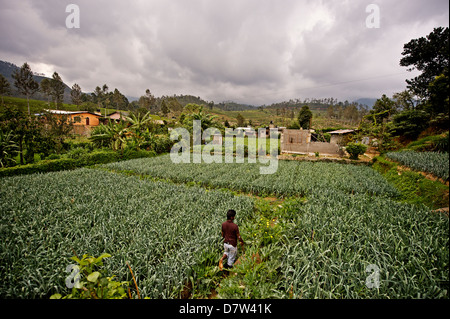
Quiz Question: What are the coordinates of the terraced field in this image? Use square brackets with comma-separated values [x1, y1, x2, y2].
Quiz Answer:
[0, 155, 448, 299]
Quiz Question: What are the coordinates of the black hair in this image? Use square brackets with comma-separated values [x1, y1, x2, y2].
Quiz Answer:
[227, 209, 236, 220]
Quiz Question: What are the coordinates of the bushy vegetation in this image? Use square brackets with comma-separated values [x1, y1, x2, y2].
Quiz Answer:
[372, 156, 449, 209]
[345, 143, 368, 160]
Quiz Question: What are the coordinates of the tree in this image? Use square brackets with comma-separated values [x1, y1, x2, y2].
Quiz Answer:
[160, 100, 170, 117]
[236, 113, 245, 127]
[138, 89, 157, 113]
[326, 105, 335, 119]
[92, 86, 103, 108]
[371, 94, 397, 123]
[40, 78, 52, 106]
[392, 90, 416, 111]
[101, 84, 110, 113]
[0, 74, 11, 106]
[12, 62, 39, 114]
[125, 111, 153, 132]
[89, 121, 128, 151]
[165, 97, 183, 114]
[400, 27, 449, 101]
[102, 84, 109, 95]
[50, 72, 66, 108]
[71, 83, 82, 107]
[187, 106, 218, 130]
[41, 110, 73, 152]
[298, 105, 312, 129]
[112, 88, 128, 109]
[427, 73, 449, 116]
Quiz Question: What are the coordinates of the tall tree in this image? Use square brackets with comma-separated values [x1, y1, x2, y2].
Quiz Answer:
[370, 94, 397, 124]
[101, 84, 110, 115]
[71, 83, 82, 107]
[92, 86, 103, 109]
[50, 72, 66, 108]
[40, 78, 52, 106]
[298, 105, 312, 129]
[138, 89, 157, 113]
[0, 74, 11, 106]
[112, 88, 128, 109]
[400, 27, 449, 101]
[12, 62, 39, 114]
[236, 113, 245, 127]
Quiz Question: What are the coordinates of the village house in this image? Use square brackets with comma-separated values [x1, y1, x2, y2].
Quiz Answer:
[328, 129, 356, 145]
[44, 109, 103, 136]
[105, 111, 128, 123]
[281, 128, 356, 156]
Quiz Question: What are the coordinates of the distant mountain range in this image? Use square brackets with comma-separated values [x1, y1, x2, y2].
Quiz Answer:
[1, 59, 377, 110]
[353, 98, 377, 108]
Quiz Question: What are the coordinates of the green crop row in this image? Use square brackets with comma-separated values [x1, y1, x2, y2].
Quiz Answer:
[103, 154, 399, 198]
[0, 168, 254, 298]
[279, 189, 449, 298]
[1, 155, 448, 299]
[385, 151, 449, 180]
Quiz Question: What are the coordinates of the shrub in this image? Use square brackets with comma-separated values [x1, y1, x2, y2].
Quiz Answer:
[50, 253, 130, 299]
[345, 142, 367, 160]
[121, 148, 157, 160]
[66, 147, 90, 159]
[46, 153, 61, 160]
[390, 110, 430, 139]
[0, 150, 119, 177]
[153, 135, 174, 154]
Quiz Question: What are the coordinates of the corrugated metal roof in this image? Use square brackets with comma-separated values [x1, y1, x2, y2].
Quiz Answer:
[45, 109, 102, 116]
[328, 129, 355, 134]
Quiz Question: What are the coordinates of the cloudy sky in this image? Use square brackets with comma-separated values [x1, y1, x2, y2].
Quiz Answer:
[0, 0, 448, 105]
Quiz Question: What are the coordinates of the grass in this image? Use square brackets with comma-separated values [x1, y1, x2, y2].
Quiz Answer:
[1, 96, 81, 114]
[372, 155, 449, 209]
[405, 133, 449, 152]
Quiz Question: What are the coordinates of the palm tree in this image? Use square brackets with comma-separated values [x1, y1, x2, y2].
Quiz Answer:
[125, 111, 154, 132]
[89, 121, 128, 151]
[188, 106, 218, 130]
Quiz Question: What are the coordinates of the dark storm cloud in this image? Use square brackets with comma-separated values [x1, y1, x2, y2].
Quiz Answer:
[0, 0, 448, 104]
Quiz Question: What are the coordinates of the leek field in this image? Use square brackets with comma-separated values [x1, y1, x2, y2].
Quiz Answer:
[386, 151, 449, 181]
[0, 155, 448, 299]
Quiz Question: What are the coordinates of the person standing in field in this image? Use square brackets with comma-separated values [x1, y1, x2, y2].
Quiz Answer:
[219, 209, 245, 270]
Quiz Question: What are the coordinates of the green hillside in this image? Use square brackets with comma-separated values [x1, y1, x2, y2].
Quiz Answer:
[0, 60, 72, 103]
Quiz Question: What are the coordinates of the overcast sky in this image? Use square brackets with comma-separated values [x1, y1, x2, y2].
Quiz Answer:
[0, 0, 448, 105]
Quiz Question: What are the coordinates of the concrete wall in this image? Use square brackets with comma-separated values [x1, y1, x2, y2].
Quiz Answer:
[281, 129, 344, 156]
